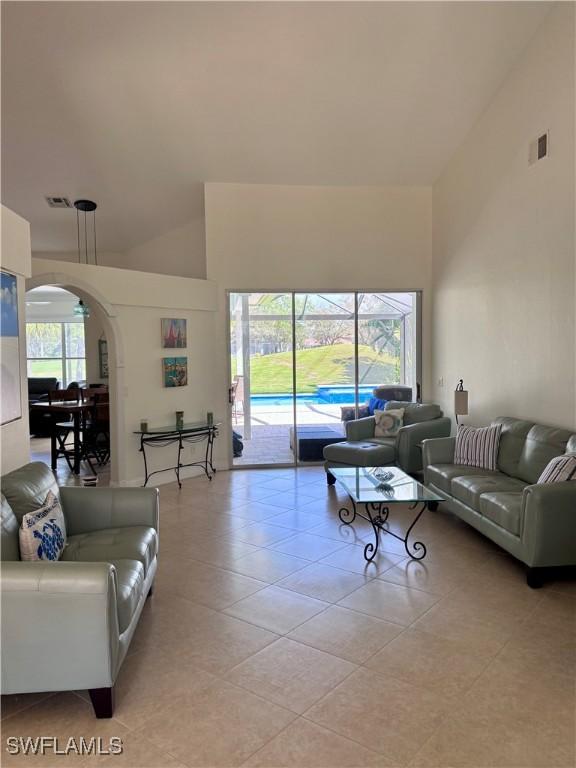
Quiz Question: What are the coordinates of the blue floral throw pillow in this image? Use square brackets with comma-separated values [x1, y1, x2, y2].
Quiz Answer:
[19, 491, 67, 561]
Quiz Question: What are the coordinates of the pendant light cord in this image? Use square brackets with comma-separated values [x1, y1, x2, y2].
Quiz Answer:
[93, 209, 98, 266]
[76, 207, 81, 263]
[74, 200, 98, 265]
[84, 210, 88, 264]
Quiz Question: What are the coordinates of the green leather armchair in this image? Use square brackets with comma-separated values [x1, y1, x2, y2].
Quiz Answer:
[324, 401, 451, 481]
[1, 462, 159, 717]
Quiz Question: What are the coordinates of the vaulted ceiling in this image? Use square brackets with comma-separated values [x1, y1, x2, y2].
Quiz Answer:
[2, 1, 550, 253]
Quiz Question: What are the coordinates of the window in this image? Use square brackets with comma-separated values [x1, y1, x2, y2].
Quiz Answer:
[26, 322, 86, 386]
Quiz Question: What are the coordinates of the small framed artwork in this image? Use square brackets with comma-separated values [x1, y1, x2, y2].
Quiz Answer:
[98, 338, 109, 378]
[161, 318, 187, 348]
[1, 270, 22, 425]
[163, 357, 188, 387]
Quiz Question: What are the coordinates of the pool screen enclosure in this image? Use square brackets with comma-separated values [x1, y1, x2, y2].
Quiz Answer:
[228, 292, 421, 467]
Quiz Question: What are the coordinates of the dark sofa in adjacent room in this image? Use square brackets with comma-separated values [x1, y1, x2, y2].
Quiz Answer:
[28, 377, 59, 436]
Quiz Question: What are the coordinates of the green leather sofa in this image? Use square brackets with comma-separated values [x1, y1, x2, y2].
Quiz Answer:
[324, 401, 451, 482]
[422, 417, 576, 587]
[1, 462, 159, 717]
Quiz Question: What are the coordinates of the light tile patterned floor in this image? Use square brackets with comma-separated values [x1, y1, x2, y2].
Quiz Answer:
[2, 466, 575, 767]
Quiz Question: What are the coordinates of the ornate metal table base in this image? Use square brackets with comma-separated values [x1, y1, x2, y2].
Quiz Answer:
[339, 498, 428, 562]
[138, 426, 218, 488]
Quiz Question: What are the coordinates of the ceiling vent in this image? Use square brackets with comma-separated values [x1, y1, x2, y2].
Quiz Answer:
[529, 132, 549, 165]
[45, 195, 72, 208]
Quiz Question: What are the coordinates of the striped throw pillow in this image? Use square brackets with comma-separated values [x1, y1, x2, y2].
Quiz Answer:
[537, 454, 576, 484]
[454, 424, 502, 471]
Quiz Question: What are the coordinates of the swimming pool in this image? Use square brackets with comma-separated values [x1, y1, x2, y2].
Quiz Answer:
[250, 385, 375, 407]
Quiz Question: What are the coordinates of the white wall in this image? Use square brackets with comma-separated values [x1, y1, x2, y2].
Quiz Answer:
[122, 217, 206, 279]
[33, 250, 125, 268]
[432, 3, 575, 430]
[29, 259, 220, 485]
[205, 182, 433, 463]
[33, 215, 206, 280]
[205, 184, 432, 293]
[1, 206, 32, 474]
[112, 303, 218, 483]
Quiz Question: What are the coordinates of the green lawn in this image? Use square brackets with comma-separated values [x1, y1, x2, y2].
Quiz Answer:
[232, 344, 399, 394]
[27, 360, 63, 379]
[27, 359, 86, 384]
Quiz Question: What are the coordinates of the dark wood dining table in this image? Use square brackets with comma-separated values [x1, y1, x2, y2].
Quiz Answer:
[30, 401, 94, 474]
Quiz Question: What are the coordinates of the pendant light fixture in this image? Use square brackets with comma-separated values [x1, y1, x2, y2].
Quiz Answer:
[73, 299, 90, 318]
[74, 199, 98, 265]
[73, 199, 97, 318]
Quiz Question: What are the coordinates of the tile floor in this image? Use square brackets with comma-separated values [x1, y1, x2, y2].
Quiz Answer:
[29, 437, 111, 487]
[2, 466, 575, 767]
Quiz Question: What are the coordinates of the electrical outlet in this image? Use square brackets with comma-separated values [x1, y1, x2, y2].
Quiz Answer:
[438, 377, 444, 388]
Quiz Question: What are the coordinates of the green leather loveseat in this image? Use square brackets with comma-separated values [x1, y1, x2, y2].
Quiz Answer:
[324, 401, 451, 482]
[422, 417, 576, 587]
[1, 462, 159, 717]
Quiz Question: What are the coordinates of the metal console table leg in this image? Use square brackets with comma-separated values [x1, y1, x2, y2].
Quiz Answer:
[137, 426, 219, 488]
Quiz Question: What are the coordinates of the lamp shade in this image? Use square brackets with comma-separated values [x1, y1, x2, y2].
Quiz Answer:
[454, 388, 469, 416]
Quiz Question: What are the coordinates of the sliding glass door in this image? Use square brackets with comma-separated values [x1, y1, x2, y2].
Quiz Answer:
[293, 294, 355, 461]
[229, 293, 295, 466]
[229, 291, 420, 467]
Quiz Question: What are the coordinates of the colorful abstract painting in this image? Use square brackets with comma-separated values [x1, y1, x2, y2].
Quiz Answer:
[161, 318, 187, 348]
[163, 357, 188, 387]
[1, 271, 21, 424]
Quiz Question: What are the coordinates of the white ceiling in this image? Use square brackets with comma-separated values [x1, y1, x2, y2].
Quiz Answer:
[2, 1, 550, 253]
[25, 286, 80, 322]
[27, 286, 76, 299]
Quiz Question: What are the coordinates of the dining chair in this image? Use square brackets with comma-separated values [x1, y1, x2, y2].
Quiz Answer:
[232, 375, 244, 423]
[83, 393, 111, 467]
[47, 389, 82, 471]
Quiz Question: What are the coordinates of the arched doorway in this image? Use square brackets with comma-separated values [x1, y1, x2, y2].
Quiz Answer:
[25, 272, 125, 485]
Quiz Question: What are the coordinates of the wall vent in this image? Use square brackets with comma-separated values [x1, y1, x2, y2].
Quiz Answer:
[529, 132, 549, 165]
[45, 196, 72, 208]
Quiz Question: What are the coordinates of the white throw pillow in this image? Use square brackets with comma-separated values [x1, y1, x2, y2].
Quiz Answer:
[374, 408, 405, 437]
[454, 424, 502, 471]
[537, 454, 576, 483]
[19, 491, 67, 561]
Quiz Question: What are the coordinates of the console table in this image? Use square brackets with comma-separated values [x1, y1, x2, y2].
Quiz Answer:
[134, 422, 220, 487]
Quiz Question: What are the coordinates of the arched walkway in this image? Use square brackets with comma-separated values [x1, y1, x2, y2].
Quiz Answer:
[26, 271, 126, 485]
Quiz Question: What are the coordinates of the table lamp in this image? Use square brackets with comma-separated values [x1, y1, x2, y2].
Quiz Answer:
[454, 379, 469, 425]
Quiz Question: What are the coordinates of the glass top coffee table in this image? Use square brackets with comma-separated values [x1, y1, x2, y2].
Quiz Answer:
[331, 466, 442, 562]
